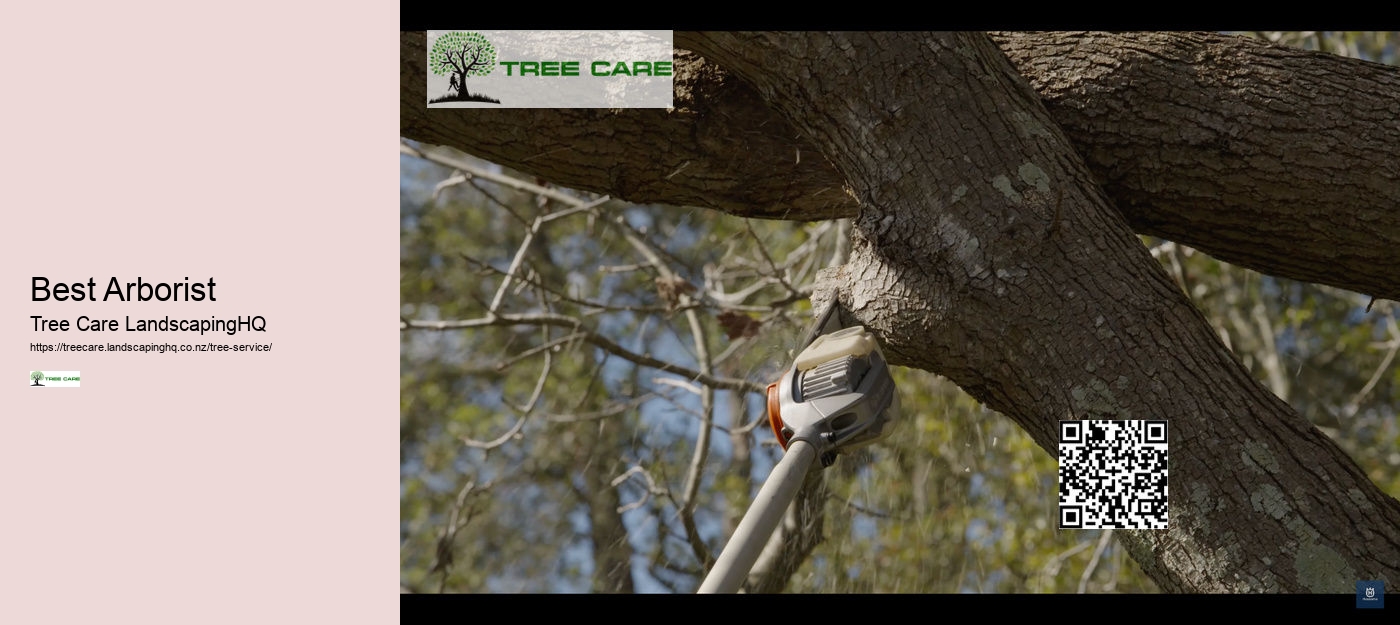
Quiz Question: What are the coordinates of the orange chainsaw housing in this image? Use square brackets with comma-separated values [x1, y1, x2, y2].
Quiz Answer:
[766, 381, 791, 450]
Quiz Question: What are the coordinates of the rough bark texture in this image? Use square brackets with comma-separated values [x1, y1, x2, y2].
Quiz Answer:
[401, 31, 1400, 592]
[671, 31, 1399, 594]
[400, 30, 1400, 301]
[992, 31, 1400, 307]
[404, 34, 848, 221]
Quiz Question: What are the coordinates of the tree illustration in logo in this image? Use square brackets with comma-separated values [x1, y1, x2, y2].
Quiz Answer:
[30, 371, 44, 386]
[429, 31, 501, 104]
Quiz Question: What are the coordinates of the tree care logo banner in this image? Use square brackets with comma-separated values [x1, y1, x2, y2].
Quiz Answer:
[29, 370, 80, 388]
[426, 30, 674, 109]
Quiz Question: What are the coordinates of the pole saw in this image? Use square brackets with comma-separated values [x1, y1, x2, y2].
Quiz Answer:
[698, 302, 901, 593]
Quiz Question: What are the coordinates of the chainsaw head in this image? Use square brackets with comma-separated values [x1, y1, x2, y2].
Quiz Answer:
[766, 304, 900, 461]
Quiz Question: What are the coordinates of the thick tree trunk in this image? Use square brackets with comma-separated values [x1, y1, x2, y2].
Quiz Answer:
[453, 71, 467, 97]
[670, 31, 1400, 593]
[399, 30, 1400, 301]
[401, 30, 1400, 592]
[991, 32, 1400, 305]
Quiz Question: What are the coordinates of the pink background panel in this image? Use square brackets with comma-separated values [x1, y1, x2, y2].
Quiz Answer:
[0, 4, 398, 622]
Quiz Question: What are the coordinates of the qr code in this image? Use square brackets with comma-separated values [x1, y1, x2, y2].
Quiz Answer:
[1058, 420, 1168, 529]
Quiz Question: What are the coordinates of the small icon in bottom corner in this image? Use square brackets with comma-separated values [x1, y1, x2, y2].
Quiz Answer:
[1357, 580, 1385, 609]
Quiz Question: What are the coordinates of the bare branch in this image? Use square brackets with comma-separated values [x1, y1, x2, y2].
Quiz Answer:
[611, 465, 671, 514]
[744, 219, 801, 300]
[402, 140, 597, 207]
[1077, 529, 1115, 594]
[546, 394, 654, 423]
[461, 348, 552, 450]
[487, 199, 610, 315]
[431, 170, 467, 202]
[601, 208, 719, 569]
[705, 276, 780, 307]
[1344, 315, 1400, 418]
[465, 178, 530, 227]
[505, 345, 552, 414]
[484, 332, 579, 372]
[652, 377, 702, 396]
[460, 251, 699, 315]
[1035, 537, 1095, 592]
[596, 263, 649, 275]
[402, 313, 764, 394]
[430, 477, 491, 592]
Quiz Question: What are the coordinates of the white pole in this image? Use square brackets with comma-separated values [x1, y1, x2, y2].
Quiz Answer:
[697, 439, 819, 593]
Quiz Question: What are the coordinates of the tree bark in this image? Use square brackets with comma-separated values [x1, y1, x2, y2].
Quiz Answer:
[672, 30, 1399, 594]
[992, 32, 1400, 305]
[399, 30, 1400, 302]
[401, 31, 1400, 592]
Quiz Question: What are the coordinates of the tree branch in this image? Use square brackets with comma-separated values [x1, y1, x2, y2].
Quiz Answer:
[674, 29, 1400, 594]
[401, 313, 764, 394]
[400, 30, 1400, 301]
